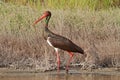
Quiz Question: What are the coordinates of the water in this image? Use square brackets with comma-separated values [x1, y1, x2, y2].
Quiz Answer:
[0, 71, 120, 80]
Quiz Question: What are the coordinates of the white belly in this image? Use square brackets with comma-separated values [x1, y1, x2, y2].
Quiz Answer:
[47, 37, 58, 52]
[47, 37, 53, 47]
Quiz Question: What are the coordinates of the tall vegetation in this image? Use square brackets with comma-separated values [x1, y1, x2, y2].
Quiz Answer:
[2, 0, 120, 10]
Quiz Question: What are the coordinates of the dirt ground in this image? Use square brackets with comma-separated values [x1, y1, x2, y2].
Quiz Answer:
[0, 67, 120, 76]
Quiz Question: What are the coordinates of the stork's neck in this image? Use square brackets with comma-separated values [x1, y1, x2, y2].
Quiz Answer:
[45, 15, 51, 28]
[44, 15, 51, 32]
[43, 15, 52, 40]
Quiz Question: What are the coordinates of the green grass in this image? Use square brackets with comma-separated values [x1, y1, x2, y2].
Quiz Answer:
[0, 2, 120, 70]
[2, 0, 120, 10]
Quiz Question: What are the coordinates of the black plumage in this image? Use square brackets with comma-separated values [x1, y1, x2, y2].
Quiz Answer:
[45, 27, 84, 54]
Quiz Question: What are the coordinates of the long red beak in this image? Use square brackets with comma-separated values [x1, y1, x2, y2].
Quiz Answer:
[33, 14, 47, 26]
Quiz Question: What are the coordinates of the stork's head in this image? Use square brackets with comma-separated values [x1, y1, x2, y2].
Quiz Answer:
[33, 11, 51, 26]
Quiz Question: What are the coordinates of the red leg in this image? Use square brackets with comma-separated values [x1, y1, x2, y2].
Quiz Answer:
[66, 51, 74, 72]
[55, 48, 60, 72]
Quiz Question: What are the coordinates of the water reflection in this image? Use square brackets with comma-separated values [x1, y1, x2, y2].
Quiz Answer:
[51, 74, 120, 80]
[0, 72, 120, 80]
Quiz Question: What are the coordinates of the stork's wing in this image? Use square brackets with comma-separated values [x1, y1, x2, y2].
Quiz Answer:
[48, 34, 84, 54]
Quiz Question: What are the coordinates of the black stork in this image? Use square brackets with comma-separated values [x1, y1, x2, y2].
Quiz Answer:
[33, 11, 85, 73]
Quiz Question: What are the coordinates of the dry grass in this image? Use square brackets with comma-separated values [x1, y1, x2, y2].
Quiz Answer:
[0, 2, 120, 70]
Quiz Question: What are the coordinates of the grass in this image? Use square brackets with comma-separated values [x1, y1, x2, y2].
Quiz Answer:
[0, 2, 120, 70]
[2, 0, 120, 10]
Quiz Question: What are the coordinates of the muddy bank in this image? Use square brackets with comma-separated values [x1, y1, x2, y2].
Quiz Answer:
[0, 67, 120, 76]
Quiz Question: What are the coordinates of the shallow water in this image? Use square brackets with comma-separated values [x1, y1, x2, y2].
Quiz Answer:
[0, 71, 120, 80]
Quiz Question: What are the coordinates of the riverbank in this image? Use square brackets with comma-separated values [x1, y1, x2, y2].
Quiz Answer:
[0, 67, 120, 76]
